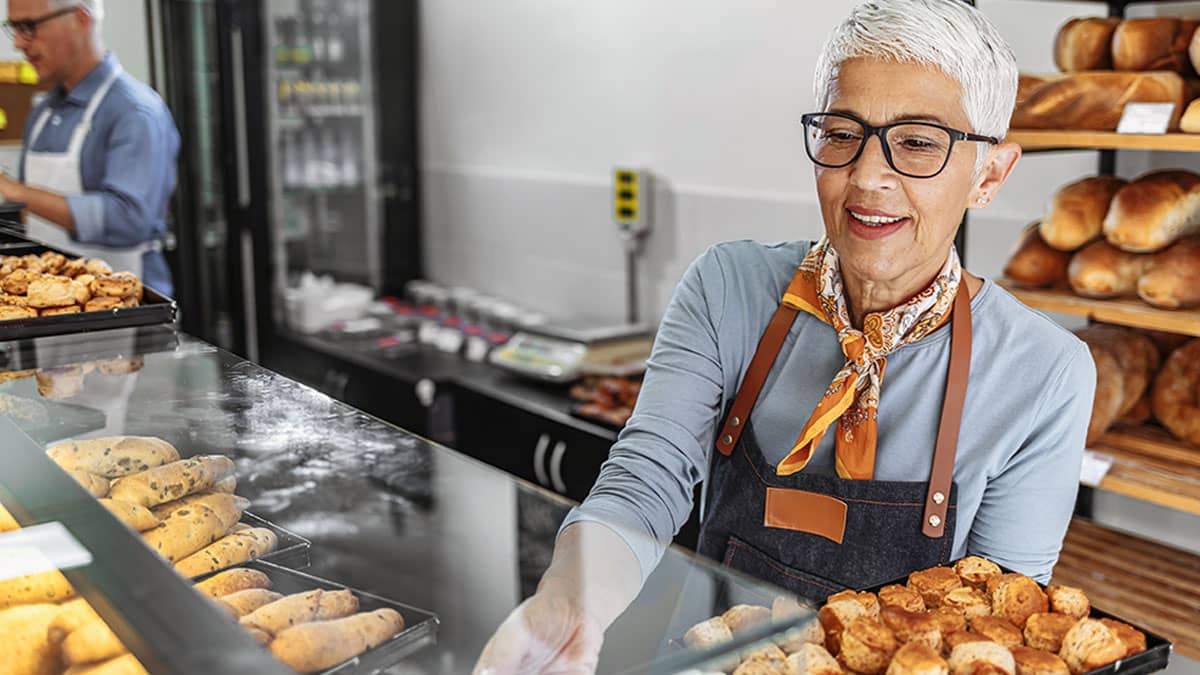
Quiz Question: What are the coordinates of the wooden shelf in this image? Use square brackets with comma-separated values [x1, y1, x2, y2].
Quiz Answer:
[1052, 518, 1200, 660]
[1007, 130, 1200, 153]
[1101, 424, 1200, 470]
[997, 280, 1200, 337]
[1091, 435, 1200, 517]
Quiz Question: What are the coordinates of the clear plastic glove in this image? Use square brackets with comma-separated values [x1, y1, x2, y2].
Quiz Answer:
[472, 588, 604, 675]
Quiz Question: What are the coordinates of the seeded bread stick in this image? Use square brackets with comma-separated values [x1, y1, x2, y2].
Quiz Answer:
[194, 568, 271, 599]
[270, 608, 405, 673]
[46, 437, 179, 479]
[0, 603, 61, 675]
[65, 470, 110, 498]
[47, 598, 102, 645]
[61, 617, 125, 666]
[97, 500, 159, 532]
[240, 589, 359, 637]
[149, 493, 249, 531]
[62, 653, 148, 675]
[0, 570, 75, 609]
[215, 589, 284, 618]
[175, 527, 277, 577]
[108, 455, 235, 509]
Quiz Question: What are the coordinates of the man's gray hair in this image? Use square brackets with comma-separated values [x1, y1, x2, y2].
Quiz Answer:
[48, 0, 105, 25]
[814, 0, 1018, 142]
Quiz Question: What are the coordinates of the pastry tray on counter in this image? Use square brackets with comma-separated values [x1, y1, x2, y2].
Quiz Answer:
[859, 561, 1172, 675]
[0, 238, 177, 340]
[203, 560, 440, 675]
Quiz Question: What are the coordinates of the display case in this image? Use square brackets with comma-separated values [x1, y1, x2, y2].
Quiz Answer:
[0, 326, 812, 674]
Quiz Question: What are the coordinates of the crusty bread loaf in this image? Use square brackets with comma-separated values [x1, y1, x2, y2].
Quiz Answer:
[1004, 224, 1072, 288]
[1152, 339, 1200, 445]
[140, 499, 247, 563]
[175, 527, 278, 577]
[240, 589, 360, 637]
[1068, 240, 1155, 298]
[1077, 326, 1160, 419]
[270, 608, 405, 674]
[1104, 170, 1200, 252]
[1012, 72, 1187, 131]
[46, 437, 180, 479]
[108, 455, 235, 508]
[1113, 18, 1199, 74]
[194, 568, 271, 599]
[1138, 238, 1200, 308]
[1082, 342, 1125, 445]
[1055, 18, 1121, 72]
[150, 493, 249, 531]
[1018, 74, 1059, 105]
[1041, 177, 1126, 251]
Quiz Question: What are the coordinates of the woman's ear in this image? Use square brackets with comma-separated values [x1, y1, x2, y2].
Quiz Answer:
[969, 141, 1021, 208]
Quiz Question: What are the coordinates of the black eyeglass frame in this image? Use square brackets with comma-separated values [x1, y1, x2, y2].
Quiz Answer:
[800, 111, 1001, 179]
[2, 6, 80, 41]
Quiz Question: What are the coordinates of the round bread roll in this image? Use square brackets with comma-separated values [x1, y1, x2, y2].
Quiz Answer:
[943, 631, 993, 657]
[1041, 177, 1126, 252]
[2, 268, 41, 295]
[1055, 18, 1121, 72]
[1152, 339, 1200, 445]
[787, 643, 843, 675]
[724, 604, 772, 635]
[1103, 170, 1200, 253]
[880, 584, 927, 613]
[1112, 18, 1198, 74]
[887, 641, 949, 675]
[820, 599, 870, 656]
[0, 304, 37, 320]
[85, 296, 123, 312]
[1068, 240, 1154, 298]
[1024, 613, 1077, 653]
[27, 275, 77, 308]
[1059, 619, 1125, 674]
[941, 587, 991, 620]
[908, 568, 962, 610]
[1082, 342, 1125, 445]
[1045, 586, 1089, 620]
[684, 616, 734, 650]
[990, 576, 1048, 630]
[880, 605, 942, 653]
[1098, 618, 1146, 657]
[90, 273, 139, 299]
[1010, 645, 1070, 675]
[970, 616, 1024, 649]
[954, 557, 1002, 592]
[948, 641, 1015, 675]
[930, 607, 968, 638]
[1004, 224, 1072, 288]
[84, 258, 113, 275]
[838, 616, 899, 675]
[828, 590, 881, 617]
[1139, 238, 1200, 309]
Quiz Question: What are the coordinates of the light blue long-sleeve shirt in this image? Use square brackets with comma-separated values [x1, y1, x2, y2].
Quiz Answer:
[563, 239, 1096, 585]
[19, 53, 180, 296]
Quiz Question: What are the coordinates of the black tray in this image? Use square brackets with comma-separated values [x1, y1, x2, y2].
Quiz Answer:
[200, 560, 440, 675]
[0, 239, 177, 341]
[238, 511, 312, 573]
[859, 561, 1172, 675]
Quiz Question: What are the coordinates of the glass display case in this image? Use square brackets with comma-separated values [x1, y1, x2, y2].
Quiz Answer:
[0, 326, 813, 674]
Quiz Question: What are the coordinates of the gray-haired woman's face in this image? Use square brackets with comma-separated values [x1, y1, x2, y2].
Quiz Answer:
[814, 57, 983, 291]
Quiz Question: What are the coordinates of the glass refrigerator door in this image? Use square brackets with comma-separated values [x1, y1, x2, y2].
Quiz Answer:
[265, 0, 383, 334]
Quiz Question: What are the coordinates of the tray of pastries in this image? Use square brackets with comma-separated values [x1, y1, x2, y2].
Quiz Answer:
[0, 239, 176, 340]
[677, 556, 1169, 675]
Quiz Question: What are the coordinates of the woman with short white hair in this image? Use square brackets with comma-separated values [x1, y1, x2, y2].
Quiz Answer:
[476, 1, 1094, 672]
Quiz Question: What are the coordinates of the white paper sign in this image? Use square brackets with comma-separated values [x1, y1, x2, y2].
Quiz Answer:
[1079, 449, 1115, 487]
[1117, 103, 1175, 135]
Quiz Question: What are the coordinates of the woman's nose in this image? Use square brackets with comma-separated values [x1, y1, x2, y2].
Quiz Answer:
[849, 134, 899, 191]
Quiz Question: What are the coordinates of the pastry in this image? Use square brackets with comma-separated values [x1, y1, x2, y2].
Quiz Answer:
[1098, 618, 1146, 657]
[942, 631, 993, 657]
[954, 557, 1002, 592]
[821, 599, 870, 655]
[84, 258, 113, 276]
[1059, 619, 1125, 674]
[1010, 645, 1070, 675]
[970, 616, 1024, 649]
[724, 604, 773, 635]
[1046, 586, 1090, 621]
[989, 575, 1047, 630]
[684, 616, 734, 649]
[61, 258, 87, 277]
[827, 590, 881, 617]
[930, 607, 968, 637]
[880, 605, 942, 652]
[1023, 613, 1076, 653]
[0, 304, 37, 320]
[84, 296, 123, 312]
[2, 268, 41, 294]
[941, 587, 991, 620]
[39, 251, 67, 275]
[908, 567, 962, 610]
[947, 642, 1015, 675]
[774, 596, 825, 653]
[40, 305, 81, 316]
[880, 584, 928, 613]
[788, 643, 844, 675]
[71, 278, 92, 305]
[90, 273, 139, 299]
[838, 616, 899, 675]
[887, 641, 949, 675]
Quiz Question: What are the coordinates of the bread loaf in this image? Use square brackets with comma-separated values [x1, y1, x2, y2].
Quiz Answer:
[47, 599, 102, 645]
[1104, 170, 1200, 252]
[1055, 18, 1120, 72]
[1018, 74, 1058, 105]
[61, 617, 126, 666]
[194, 568, 271, 599]
[240, 589, 360, 637]
[107, 455, 235, 508]
[65, 470, 110, 498]
[1068, 240, 1154, 298]
[61, 653, 148, 675]
[1041, 177, 1126, 251]
[1112, 18, 1199, 74]
[97, 499, 159, 532]
[46, 437, 180, 479]
[1012, 72, 1187, 131]
[1077, 326, 1160, 418]
[140, 498, 248, 563]
[0, 570, 75, 609]
[270, 608, 405, 673]
[1082, 342, 1125, 445]
[0, 603, 62, 675]
[175, 527, 278, 577]
[1138, 238, 1200, 308]
[1152, 339, 1200, 445]
[1004, 224, 1072, 288]
[214, 588, 284, 618]
[149, 493, 249, 530]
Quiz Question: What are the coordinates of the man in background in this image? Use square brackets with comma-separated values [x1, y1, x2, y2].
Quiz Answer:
[0, 0, 179, 295]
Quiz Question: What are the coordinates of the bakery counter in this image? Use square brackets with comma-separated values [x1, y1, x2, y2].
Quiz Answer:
[0, 326, 806, 674]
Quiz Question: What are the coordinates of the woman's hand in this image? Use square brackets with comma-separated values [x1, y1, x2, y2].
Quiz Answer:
[472, 586, 605, 675]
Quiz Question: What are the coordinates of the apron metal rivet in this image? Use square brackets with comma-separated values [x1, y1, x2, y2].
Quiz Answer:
[929, 515, 942, 527]
[731, 416, 741, 427]
[721, 434, 733, 445]
[932, 492, 945, 505]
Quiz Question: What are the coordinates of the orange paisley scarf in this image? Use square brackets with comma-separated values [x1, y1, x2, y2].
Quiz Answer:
[777, 237, 962, 479]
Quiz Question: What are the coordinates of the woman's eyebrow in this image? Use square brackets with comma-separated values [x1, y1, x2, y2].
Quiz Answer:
[825, 109, 953, 126]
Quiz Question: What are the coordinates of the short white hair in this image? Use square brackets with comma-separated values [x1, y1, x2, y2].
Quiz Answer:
[49, 0, 104, 25]
[814, 0, 1017, 141]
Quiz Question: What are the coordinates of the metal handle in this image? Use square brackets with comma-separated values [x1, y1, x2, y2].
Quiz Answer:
[533, 434, 551, 487]
[549, 441, 568, 494]
[230, 25, 251, 208]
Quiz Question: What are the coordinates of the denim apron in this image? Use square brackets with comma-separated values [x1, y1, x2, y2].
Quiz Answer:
[697, 268, 972, 602]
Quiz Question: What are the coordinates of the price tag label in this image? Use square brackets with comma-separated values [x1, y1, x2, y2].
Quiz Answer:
[1080, 449, 1115, 487]
[1117, 103, 1175, 135]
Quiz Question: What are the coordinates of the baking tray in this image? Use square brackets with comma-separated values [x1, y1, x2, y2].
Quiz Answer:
[201, 559, 440, 675]
[858, 561, 1172, 675]
[241, 511, 312, 572]
[0, 239, 177, 340]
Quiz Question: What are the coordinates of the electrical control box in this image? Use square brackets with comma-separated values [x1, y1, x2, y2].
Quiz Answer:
[613, 168, 652, 236]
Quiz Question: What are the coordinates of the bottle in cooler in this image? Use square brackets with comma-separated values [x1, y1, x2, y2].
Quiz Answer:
[340, 126, 359, 187]
[321, 126, 340, 188]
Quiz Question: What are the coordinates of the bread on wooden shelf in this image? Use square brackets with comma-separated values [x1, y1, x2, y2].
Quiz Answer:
[1012, 72, 1188, 131]
[1055, 18, 1121, 72]
[1068, 240, 1154, 298]
[1041, 176, 1126, 251]
[1003, 224, 1072, 289]
[1112, 18, 1199, 75]
[1103, 170, 1200, 253]
[1138, 238, 1200, 309]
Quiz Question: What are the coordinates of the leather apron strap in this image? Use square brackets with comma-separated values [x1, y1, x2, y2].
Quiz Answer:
[713, 268, 973, 539]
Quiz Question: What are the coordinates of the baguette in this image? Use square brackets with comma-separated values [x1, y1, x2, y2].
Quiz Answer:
[270, 608, 405, 673]
[61, 617, 126, 666]
[1138, 238, 1200, 309]
[65, 470, 110, 498]
[240, 589, 359, 637]
[46, 437, 179, 479]
[194, 568, 271, 599]
[149, 493, 249, 531]
[61, 653, 147, 675]
[0, 603, 62, 675]
[141, 501, 245, 563]
[215, 588, 284, 618]
[1012, 71, 1187, 131]
[0, 570, 75, 610]
[175, 527, 278, 577]
[108, 455, 235, 508]
[97, 499, 159, 532]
